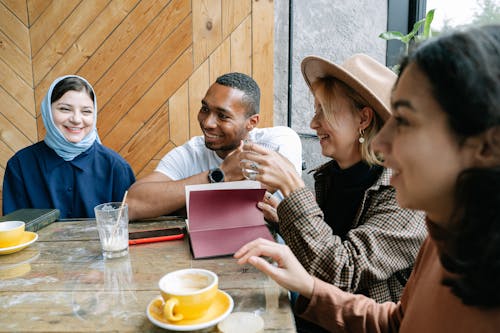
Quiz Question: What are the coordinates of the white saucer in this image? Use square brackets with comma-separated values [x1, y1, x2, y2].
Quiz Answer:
[0, 232, 38, 255]
[147, 290, 234, 331]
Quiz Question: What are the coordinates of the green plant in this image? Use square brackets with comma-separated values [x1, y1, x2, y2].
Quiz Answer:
[379, 9, 435, 55]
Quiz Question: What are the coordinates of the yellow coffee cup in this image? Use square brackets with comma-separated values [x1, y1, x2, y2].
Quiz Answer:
[0, 221, 25, 248]
[159, 268, 218, 322]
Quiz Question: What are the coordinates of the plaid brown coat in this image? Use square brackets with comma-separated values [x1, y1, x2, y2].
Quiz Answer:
[277, 165, 427, 303]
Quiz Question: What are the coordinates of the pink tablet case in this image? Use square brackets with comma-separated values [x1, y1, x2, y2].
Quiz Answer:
[188, 188, 274, 258]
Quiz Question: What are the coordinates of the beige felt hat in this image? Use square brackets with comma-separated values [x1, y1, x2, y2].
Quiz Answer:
[301, 54, 397, 121]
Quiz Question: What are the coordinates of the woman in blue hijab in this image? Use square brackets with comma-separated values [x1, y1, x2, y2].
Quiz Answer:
[2, 75, 135, 218]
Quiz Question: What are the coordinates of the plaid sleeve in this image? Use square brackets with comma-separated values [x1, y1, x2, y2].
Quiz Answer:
[277, 186, 427, 294]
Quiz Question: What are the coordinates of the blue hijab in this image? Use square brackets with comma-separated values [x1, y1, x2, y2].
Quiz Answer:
[42, 75, 100, 161]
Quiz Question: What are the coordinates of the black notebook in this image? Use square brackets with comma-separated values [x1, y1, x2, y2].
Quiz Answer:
[0, 208, 60, 232]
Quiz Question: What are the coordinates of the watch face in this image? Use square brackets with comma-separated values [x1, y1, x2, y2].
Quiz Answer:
[210, 169, 224, 182]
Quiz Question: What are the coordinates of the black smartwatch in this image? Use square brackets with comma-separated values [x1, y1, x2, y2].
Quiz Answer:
[208, 168, 225, 183]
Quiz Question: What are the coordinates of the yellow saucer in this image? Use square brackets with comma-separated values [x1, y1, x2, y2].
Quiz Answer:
[147, 290, 234, 331]
[0, 232, 38, 255]
[0, 250, 40, 279]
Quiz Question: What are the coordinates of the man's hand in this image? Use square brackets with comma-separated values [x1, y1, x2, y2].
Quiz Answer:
[220, 141, 246, 182]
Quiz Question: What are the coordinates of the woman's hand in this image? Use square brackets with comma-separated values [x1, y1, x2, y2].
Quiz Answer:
[239, 142, 305, 197]
[258, 192, 280, 223]
[234, 238, 315, 298]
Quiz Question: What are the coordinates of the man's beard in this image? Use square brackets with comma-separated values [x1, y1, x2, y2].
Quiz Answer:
[205, 141, 239, 152]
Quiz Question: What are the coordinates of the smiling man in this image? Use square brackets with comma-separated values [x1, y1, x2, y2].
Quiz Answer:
[127, 73, 302, 220]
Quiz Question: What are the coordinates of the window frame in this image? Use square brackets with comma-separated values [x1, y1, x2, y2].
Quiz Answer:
[386, 0, 427, 67]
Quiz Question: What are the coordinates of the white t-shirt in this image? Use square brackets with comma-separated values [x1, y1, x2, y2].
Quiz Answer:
[155, 126, 302, 180]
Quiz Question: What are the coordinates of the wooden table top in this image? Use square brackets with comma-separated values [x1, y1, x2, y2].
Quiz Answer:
[0, 218, 296, 332]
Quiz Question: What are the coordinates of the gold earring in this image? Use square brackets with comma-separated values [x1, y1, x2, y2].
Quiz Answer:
[358, 129, 365, 144]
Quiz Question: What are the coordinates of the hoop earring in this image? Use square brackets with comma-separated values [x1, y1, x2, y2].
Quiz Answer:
[358, 129, 365, 144]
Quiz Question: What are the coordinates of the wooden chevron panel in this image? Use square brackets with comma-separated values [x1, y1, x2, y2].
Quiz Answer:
[0, 0, 33, 215]
[0, 0, 273, 215]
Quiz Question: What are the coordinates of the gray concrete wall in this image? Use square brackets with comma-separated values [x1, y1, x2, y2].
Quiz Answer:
[274, 0, 389, 189]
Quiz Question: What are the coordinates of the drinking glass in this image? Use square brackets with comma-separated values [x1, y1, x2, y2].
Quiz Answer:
[241, 141, 279, 180]
[94, 202, 129, 259]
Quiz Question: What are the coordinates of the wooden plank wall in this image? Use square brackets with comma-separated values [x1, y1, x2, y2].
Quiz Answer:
[0, 0, 274, 215]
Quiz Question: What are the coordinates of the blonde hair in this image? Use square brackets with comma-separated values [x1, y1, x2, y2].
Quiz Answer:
[312, 77, 383, 166]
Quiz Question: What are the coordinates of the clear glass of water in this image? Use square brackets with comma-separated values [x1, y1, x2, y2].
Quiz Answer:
[94, 202, 129, 259]
[241, 141, 279, 180]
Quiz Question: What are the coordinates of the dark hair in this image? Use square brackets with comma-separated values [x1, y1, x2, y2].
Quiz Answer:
[51, 77, 95, 104]
[400, 25, 500, 307]
[215, 72, 260, 116]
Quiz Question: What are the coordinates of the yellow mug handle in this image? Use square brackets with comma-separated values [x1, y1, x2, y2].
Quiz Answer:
[163, 298, 184, 322]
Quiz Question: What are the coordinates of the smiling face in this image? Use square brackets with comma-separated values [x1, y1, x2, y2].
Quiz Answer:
[198, 83, 259, 158]
[51, 90, 95, 143]
[309, 83, 362, 168]
[372, 63, 476, 223]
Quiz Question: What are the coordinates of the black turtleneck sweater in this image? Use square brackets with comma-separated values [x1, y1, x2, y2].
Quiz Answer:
[317, 160, 383, 239]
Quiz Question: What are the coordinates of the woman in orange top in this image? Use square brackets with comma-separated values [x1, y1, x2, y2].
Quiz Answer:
[235, 24, 500, 332]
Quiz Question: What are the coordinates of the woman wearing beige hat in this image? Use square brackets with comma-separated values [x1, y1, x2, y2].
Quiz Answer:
[239, 54, 426, 310]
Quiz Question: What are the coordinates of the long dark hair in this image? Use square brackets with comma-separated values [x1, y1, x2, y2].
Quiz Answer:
[400, 25, 500, 307]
